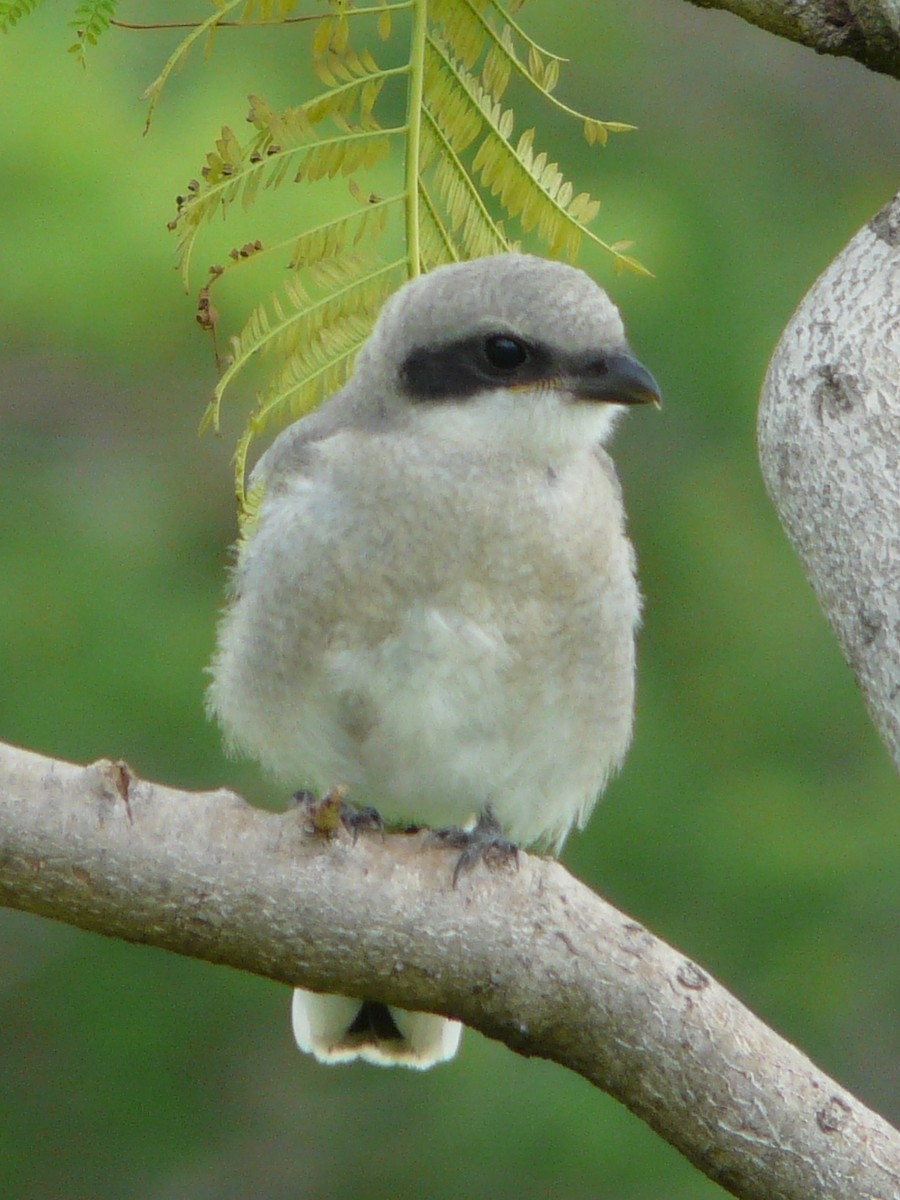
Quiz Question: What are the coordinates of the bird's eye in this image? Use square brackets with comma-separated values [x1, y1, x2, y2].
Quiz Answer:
[483, 334, 530, 371]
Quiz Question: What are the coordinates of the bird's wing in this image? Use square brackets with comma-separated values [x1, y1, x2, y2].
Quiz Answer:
[248, 390, 352, 500]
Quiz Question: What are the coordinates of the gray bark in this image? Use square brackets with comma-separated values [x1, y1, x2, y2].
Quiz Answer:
[680, 0, 900, 80]
[758, 192, 900, 770]
[1, 740, 898, 1200]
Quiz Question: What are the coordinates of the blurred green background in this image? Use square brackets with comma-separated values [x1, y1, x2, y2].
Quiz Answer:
[1, 3, 898, 1198]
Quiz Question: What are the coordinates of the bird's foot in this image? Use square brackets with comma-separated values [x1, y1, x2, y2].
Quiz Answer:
[428, 808, 519, 887]
[292, 787, 384, 842]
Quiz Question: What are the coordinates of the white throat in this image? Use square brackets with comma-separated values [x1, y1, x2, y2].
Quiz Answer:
[413, 386, 623, 461]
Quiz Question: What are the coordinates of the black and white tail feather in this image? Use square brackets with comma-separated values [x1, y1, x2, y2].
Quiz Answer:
[292, 990, 463, 1069]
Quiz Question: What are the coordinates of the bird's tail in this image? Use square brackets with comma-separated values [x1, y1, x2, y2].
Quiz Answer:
[291, 988, 463, 1069]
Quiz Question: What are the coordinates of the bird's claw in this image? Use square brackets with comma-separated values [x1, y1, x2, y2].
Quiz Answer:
[428, 809, 519, 887]
[342, 804, 385, 841]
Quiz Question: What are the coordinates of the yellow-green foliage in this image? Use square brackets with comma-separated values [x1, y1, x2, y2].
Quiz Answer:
[0, 0, 118, 62]
[8, 0, 647, 516]
[0, 0, 47, 32]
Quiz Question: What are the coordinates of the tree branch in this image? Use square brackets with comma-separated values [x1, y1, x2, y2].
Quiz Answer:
[758, 191, 900, 770]
[1, 739, 898, 1199]
[678, 0, 900, 80]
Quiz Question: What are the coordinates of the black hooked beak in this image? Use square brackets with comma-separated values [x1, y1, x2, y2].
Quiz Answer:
[568, 350, 662, 408]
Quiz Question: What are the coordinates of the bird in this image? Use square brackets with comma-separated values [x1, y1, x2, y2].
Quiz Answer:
[207, 252, 660, 1069]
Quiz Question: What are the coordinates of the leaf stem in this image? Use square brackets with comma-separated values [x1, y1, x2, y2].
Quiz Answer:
[421, 105, 506, 251]
[417, 181, 459, 263]
[208, 257, 406, 436]
[204, 193, 406, 286]
[112, 3, 415, 32]
[404, 0, 428, 277]
[141, 0, 246, 132]
[484, 0, 567, 62]
[175, 126, 405, 286]
[464, 0, 632, 130]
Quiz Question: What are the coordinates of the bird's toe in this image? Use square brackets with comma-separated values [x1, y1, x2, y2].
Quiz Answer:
[428, 808, 519, 887]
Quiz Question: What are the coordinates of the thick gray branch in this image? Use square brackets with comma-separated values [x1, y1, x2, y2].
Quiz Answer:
[1, 740, 898, 1200]
[758, 193, 900, 769]
[680, 0, 900, 79]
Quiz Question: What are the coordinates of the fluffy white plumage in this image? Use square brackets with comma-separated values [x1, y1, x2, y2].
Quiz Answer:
[207, 253, 659, 1068]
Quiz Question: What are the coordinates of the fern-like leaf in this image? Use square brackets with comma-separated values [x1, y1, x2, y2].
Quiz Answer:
[158, 0, 649, 514]
[428, 33, 648, 270]
[203, 255, 405, 434]
[172, 98, 402, 287]
[227, 258, 407, 500]
[0, 0, 46, 33]
[287, 195, 400, 270]
[485, 0, 567, 66]
[422, 113, 508, 258]
[417, 181, 461, 271]
[436, 0, 636, 142]
[67, 0, 117, 65]
[5, 0, 651, 516]
[142, 0, 247, 132]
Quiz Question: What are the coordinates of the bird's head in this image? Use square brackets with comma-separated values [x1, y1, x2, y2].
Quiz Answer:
[355, 254, 660, 455]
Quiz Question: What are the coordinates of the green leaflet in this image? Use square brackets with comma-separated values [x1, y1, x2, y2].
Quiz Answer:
[13, 0, 648, 517]
[68, 0, 117, 65]
[0, 0, 47, 34]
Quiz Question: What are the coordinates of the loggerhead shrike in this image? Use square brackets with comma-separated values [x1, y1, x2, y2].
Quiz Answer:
[207, 253, 660, 1069]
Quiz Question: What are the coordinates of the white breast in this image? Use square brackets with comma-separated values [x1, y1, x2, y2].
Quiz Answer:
[208, 421, 639, 850]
